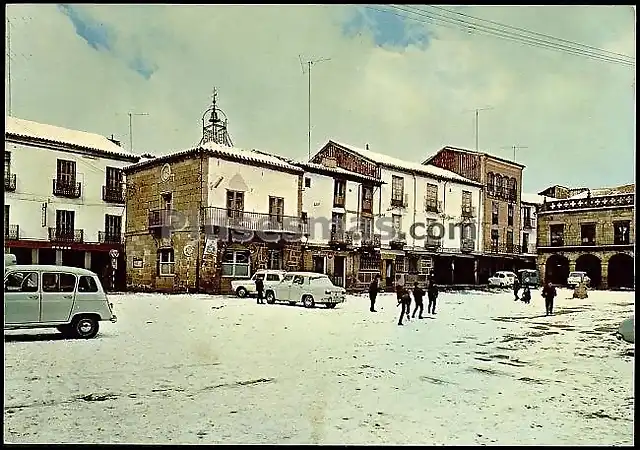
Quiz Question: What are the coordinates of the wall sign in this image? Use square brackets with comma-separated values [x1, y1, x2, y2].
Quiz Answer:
[132, 257, 144, 268]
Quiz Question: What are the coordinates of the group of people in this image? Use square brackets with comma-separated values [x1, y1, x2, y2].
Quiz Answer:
[368, 274, 440, 326]
[513, 277, 558, 316]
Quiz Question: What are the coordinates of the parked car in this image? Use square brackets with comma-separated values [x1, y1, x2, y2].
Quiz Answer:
[264, 272, 346, 308]
[4, 264, 117, 339]
[518, 269, 540, 288]
[230, 269, 286, 298]
[5, 253, 17, 271]
[567, 271, 591, 288]
[616, 316, 634, 344]
[488, 271, 517, 287]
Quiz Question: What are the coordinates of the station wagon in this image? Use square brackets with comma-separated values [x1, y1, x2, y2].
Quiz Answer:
[264, 272, 346, 308]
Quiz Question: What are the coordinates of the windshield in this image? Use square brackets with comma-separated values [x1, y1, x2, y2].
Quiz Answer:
[569, 272, 584, 277]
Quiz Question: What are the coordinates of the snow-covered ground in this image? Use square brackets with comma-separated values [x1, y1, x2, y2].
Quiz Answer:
[4, 288, 635, 445]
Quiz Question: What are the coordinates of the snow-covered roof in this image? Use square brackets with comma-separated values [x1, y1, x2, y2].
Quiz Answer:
[5, 116, 138, 161]
[294, 162, 383, 184]
[329, 140, 481, 186]
[521, 193, 548, 204]
[125, 142, 303, 173]
[568, 184, 636, 199]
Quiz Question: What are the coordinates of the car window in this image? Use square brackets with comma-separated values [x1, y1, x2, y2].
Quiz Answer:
[43, 273, 77, 293]
[293, 275, 305, 285]
[310, 276, 333, 286]
[498, 273, 504, 278]
[266, 274, 280, 281]
[5, 271, 39, 293]
[283, 274, 294, 282]
[78, 275, 99, 293]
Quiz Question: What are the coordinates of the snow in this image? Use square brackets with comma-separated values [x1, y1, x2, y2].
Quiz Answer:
[5, 116, 134, 159]
[4, 289, 634, 445]
[330, 140, 481, 186]
[521, 193, 548, 205]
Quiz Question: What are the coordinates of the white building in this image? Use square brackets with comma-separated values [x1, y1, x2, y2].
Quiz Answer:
[520, 193, 546, 256]
[309, 140, 483, 288]
[4, 116, 139, 286]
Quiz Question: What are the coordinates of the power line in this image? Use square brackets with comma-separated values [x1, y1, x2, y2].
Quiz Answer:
[366, 5, 634, 67]
[389, 5, 635, 66]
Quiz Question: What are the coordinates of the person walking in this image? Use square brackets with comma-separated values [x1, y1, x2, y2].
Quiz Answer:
[541, 281, 557, 316]
[513, 275, 521, 301]
[255, 275, 265, 304]
[396, 284, 411, 326]
[427, 276, 439, 315]
[368, 274, 380, 312]
[412, 282, 425, 319]
[521, 286, 532, 304]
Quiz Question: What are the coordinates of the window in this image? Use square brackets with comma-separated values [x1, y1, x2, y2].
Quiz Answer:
[267, 249, 283, 270]
[391, 176, 404, 205]
[360, 217, 373, 241]
[5, 271, 38, 292]
[359, 255, 380, 271]
[362, 185, 373, 212]
[56, 210, 75, 237]
[105, 215, 122, 242]
[312, 256, 325, 273]
[392, 214, 402, 232]
[305, 177, 311, 188]
[293, 275, 305, 285]
[42, 273, 76, 292]
[408, 256, 418, 273]
[507, 204, 514, 226]
[613, 221, 631, 245]
[492, 202, 499, 225]
[222, 250, 250, 277]
[486, 172, 495, 194]
[106, 167, 123, 189]
[162, 192, 172, 210]
[462, 190, 472, 216]
[522, 232, 530, 252]
[395, 256, 406, 273]
[4, 151, 11, 177]
[158, 249, 175, 276]
[426, 183, 439, 212]
[490, 229, 499, 248]
[523, 206, 531, 227]
[78, 276, 99, 293]
[301, 212, 308, 224]
[226, 190, 244, 218]
[581, 223, 596, 245]
[333, 180, 346, 207]
[283, 274, 295, 283]
[266, 273, 280, 282]
[269, 196, 284, 223]
[495, 175, 503, 197]
[56, 159, 76, 185]
[331, 212, 344, 233]
[506, 230, 514, 252]
[550, 224, 564, 247]
[508, 178, 517, 201]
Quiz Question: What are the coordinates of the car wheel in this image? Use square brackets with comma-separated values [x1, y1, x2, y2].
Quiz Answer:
[71, 316, 100, 339]
[326, 303, 336, 309]
[236, 287, 248, 298]
[265, 291, 276, 304]
[302, 295, 315, 308]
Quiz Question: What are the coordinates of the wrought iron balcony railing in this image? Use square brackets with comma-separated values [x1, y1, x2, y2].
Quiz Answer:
[523, 217, 535, 229]
[333, 194, 345, 208]
[5, 173, 16, 191]
[486, 243, 521, 254]
[98, 231, 122, 244]
[361, 233, 382, 248]
[461, 205, 476, 218]
[425, 199, 442, 213]
[460, 238, 475, 252]
[52, 179, 82, 198]
[149, 209, 173, 229]
[201, 207, 307, 235]
[48, 228, 84, 243]
[102, 185, 125, 204]
[5, 224, 19, 240]
[424, 236, 442, 249]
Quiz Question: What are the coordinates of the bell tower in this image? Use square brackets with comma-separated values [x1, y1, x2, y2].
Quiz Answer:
[199, 88, 233, 147]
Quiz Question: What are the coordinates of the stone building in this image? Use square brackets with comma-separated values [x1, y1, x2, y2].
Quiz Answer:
[520, 193, 548, 256]
[423, 146, 534, 283]
[536, 184, 635, 289]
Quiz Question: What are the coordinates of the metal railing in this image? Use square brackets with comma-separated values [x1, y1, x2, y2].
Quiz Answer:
[461, 205, 476, 218]
[333, 194, 345, 208]
[98, 231, 122, 244]
[149, 209, 172, 229]
[201, 207, 306, 234]
[102, 185, 125, 204]
[460, 238, 475, 252]
[487, 243, 521, 254]
[52, 179, 82, 198]
[48, 228, 84, 243]
[425, 199, 442, 213]
[5, 224, 19, 240]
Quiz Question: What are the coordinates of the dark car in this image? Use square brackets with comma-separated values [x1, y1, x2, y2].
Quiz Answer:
[518, 269, 540, 288]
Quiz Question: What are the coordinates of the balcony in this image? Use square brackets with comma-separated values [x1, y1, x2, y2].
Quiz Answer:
[390, 231, 407, 249]
[98, 231, 122, 244]
[5, 224, 19, 240]
[523, 217, 535, 229]
[424, 236, 442, 250]
[48, 228, 84, 243]
[581, 237, 596, 246]
[102, 185, 125, 204]
[460, 238, 475, 253]
[521, 243, 537, 254]
[361, 233, 382, 248]
[53, 179, 82, 199]
[5, 173, 16, 191]
[425, 199, 442, 213]
[391, 197, 405, 208]
[201, 207, 307, 235]
[149, 209, 173, 229]
[539, 193, 634, 213]
[333, 194, 345, 208]
[461, 205, 476, 218]
[330, 229, 347, 243]
[361, 199, 373, 214]
[487, 243, 521, 254]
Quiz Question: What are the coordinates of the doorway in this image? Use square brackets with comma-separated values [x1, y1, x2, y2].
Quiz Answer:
[333, 255, 345, 287]
[384, 259, 394, 290]
[312, 256, 325, 274]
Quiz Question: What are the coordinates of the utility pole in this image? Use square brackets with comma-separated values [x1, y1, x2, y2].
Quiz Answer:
[128, 112, 149, 153]
[501, 144, 528, 162]
[465, 106, 493, 151]
[299, 55, 331, 160]
[6, 17, 12, 116]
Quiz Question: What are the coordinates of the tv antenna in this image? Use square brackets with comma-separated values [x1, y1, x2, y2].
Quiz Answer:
[463, 106, 493, 151]
[501, 144, 528, 162]
[299, 54, 331, 160]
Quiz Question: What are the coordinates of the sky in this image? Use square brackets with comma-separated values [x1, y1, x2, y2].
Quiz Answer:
[5, 4, 636, 194]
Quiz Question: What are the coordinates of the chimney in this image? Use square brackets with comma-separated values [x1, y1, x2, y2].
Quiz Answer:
[108, 134, 122, 147]
[365, 143, 369, 150]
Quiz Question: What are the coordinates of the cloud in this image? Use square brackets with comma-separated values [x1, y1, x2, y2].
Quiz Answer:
[342, 5, 433, 50]
[5, 5, 636, 193]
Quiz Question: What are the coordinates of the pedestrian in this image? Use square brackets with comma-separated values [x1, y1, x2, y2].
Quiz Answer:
[521, 286, 531, 304]
[513, 275, 521, 301]
[396, 284, 411, 326]
[427, 277, 439, 315]
[541, 281, 557, 316]
[412, 282, 425, 319]
[255, 275, 265, 304]
[368, 274, 380, 312]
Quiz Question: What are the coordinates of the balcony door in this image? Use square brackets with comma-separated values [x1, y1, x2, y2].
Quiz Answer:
[106, 167, 123, 189]
[56, 210, 75, 238]
[57, 160, 76, 186]
[105, 215, 122, 242]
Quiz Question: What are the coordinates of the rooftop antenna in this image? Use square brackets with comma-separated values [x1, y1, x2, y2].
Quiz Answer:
[501, 144, 529, 162]
[6, 16, 12, 115]
[128, 112, 149, 153]
[299, 54, 331, 160]
[464, 106, 493, 151]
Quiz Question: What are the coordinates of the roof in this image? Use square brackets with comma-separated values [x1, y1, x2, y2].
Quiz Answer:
[521, 193, 548, 205]
[568, 184, 636, 199]
[423, 146, 526, 169]
[328, 140, 482, 187]
[296, 162, 384, 184]
[6, 264, 98, 276]
[124, 142, 304, 174]
[5, 116, 138, 161]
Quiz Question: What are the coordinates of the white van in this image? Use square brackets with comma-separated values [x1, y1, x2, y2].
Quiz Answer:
[4, 264, 117, 339]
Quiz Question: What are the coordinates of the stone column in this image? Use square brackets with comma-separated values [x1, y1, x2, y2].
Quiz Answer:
[55, 250, 63, 265]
